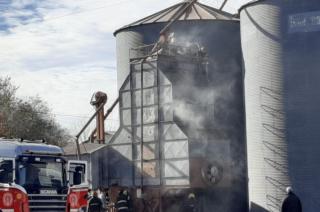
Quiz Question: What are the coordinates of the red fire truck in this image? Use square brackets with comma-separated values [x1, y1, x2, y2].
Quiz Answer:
[0, 138, 89, 212]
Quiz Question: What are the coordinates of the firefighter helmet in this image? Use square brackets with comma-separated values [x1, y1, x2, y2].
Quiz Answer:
[286, 186, 293, 194]
[188, 193, 196, 199]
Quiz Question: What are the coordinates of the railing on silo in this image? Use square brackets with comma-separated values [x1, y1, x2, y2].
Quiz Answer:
[130, 43, 209, 60]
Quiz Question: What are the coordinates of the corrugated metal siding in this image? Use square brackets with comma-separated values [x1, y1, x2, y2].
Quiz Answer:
[242, 0, 320, 211]
[116, 31, 143, 89]
[113, 18, 247, 211]
[241, 1, 290, 211]
[65, 146, 108, 189]
[284, 1, 320, 211]
[115, 20, 242, 91]
[113, 1, 237, 35]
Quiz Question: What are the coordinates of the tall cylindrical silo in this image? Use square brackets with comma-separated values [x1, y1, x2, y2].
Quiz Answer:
[241, 0, 320, 211]
[240, 1, 289, 211]
[111, 1, 248, 211]
[115, 31, 143, 89]
[114, 1, 242, 91]
[284, 1, 320, 211]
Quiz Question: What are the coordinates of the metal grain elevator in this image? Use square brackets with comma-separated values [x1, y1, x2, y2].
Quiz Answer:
[107, 1, 248, 212]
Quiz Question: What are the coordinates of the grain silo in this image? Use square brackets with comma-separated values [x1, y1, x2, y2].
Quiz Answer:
[240, 0, 320, 211]
[114, 0, 242, 90]
[109, 1, 248, 211]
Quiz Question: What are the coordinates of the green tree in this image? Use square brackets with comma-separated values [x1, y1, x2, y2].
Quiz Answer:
[0, 77, 70, 146]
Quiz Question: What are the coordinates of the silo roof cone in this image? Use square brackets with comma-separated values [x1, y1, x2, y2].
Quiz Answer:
[114, 0, 238, 35]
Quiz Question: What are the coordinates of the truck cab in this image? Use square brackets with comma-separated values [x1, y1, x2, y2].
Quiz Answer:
[0, 139, 88, 212]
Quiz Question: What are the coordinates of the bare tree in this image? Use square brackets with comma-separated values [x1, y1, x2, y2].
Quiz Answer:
[0, 77, 71, 146]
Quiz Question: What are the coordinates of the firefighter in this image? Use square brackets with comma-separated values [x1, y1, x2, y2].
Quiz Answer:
[104, 188, 110, 211]
[87, 189, 93, 200]
[180, 193, 198, 212]
[97, 187, 106, 210]
[281, 187, 302, 212]
[88, 190, 103, 212]
[98, 187, 110, 211]
[116, 189, 132, 212]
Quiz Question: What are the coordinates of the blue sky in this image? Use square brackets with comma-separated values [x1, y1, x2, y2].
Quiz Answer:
[0, 0, 250, 137]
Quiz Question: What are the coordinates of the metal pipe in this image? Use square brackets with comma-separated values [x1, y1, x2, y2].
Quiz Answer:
[75, 102, 106, 159]
[90, 92, 107, 144]
[96, 106, 105, 143]
[129, 69, 135, 189]
[219, 0, 228, 10]
[140, 59, 144, 193]
[89, 98, 119, 141]
[150, 0, 197, 54]
[159, 0, 197, 35]
[156, 56, 163, 212]
[75, 138, 81, 160]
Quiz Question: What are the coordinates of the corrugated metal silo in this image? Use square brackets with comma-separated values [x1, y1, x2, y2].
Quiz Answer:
[241, 0, 320, 211]
[110, 1, 248, 211]
[114, 1, 241, 90]
[240, 1, 288, 211]
[116, 31, 143, 89]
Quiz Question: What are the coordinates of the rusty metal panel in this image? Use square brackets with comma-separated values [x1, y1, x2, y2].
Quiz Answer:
[133, 143, 159, 160]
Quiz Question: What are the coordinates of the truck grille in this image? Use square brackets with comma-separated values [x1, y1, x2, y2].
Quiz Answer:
[28, 194, 67, 212]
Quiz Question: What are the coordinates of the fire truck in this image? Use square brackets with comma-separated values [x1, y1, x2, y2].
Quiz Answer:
[0, 138, 89, 212]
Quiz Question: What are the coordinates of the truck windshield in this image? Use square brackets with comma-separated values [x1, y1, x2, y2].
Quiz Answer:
[18, 157, 66, 193]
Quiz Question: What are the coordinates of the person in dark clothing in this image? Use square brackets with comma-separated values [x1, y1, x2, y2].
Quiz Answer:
[104, 188, 110, 210]
[281, 187, 302, 212]
[180, 193, 198, 212]
[116, 189, 132, 212]
[88, 191, 103, 212]
[86, 189, 93, 200]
